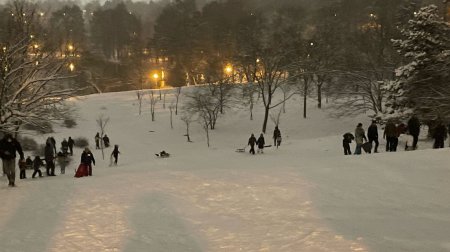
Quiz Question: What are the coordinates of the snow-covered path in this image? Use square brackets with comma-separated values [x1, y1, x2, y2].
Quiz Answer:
[0, 91, 449, 252]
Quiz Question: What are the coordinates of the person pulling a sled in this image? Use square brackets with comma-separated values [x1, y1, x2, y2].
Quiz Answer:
[248, 133, 257, 155]
[81, 148, 95, 176]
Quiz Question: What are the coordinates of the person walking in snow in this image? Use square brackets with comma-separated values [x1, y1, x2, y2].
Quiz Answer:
[81, 148, 95, 176]
[273, 126, 281, 148]
[433, 120, 448, 149]
[95, 133, 100, 149]
[45, 142, 56, 176]
[111, 145, 120, 165]
[0, 134, 24, 187]
[354, 123, 367, 155]
[31, 156, 44, 178]
[367, 120, 379, 153]
[384, 120, 398, 152]
[256, 133, 265, 154]
[248, 134, 257, 155]
[407, 115, 421, 150]
[67, 137, 75, 156]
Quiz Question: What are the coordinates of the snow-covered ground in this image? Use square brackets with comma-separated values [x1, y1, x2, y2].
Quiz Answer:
[0, 89, 449, 252]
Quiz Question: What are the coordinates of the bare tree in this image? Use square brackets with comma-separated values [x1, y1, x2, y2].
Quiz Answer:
[174, 87, 182, 115]
[169, 103, 174, 129]
[270, 107, 283, 128]
[185, 86, 221, 130]
[149, 91, 158, 121]
[136, 90, 144, 115]
[241, 83, 258, 120]
[181, 113, 193, 142]
[198, 110, 211, 147]
[163, 90, 166, 109]
[207, 80, 235, 114]
[96, 114, 110, 160]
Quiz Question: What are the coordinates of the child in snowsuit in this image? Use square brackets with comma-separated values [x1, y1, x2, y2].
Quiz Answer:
[343, 133, 354, 155]
[19, 158, 27, 179]
[257, 134, 265, 154]
[248, 134, 257, 155]
[32, 156, 43, 178]
[25, 156, 33, 169]
[111, 145, 120, 165]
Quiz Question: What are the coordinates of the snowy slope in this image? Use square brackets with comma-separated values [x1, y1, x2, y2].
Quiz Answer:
[0, 89, 449, 252]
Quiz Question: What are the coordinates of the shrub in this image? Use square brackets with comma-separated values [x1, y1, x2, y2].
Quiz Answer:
[18, 136, 38, 151]
[22, 122, 54, 134]
[74, 137, 89, 148]
[63, 118, 77, 128]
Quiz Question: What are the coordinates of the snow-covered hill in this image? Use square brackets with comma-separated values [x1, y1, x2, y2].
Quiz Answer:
[0, 89, 449, 252]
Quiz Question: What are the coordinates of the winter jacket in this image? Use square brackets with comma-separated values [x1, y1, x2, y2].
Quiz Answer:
[354, 127, 367, 145]
[273, 128, 281, 140]
[111, 147, 120, 157]
[407, 117, 421, 136]
[45, 143, 55, 159]
[367, 124, 378, 139]
[33, 158, 43, 170]
[384, 122, 397, 138]
[433, 124, 448, 139]
[257, 136, 265, 149]
[81, 151, 95, 166]
[0, 135, 24, 160]
[68, 138, 75, 148]
[18, 159, 27, 171]
[248, 136, 257, 146]
[343, 133, 354, 144]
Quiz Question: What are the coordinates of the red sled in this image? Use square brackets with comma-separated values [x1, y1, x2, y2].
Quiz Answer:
[74, 164, 89, 178]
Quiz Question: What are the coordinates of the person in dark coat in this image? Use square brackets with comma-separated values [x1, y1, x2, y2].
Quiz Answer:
[32, 156, 44, 178]
[0, 134, 24, 187]
[407, 115, 421, 150]
[61, 138, 69, 155]
[273, 126, 281, 148]
[18, 158, 27, 179]
[384, 120, 398, 152]
[103, 135, 110, 148]
[111, 145, 120, 165]
[67, 137, 75, 156]
[367, 120, 379, 153]
[256, 134, 265, 154]
[95, 133, 100, 149]
[81, 148, 95, 176]
[433, 121, 448, 149]
[248, 134, 257, 155]
[49, 137, 57, 154]
[45, 142, 56, 176]
[343, 133, 354, 155]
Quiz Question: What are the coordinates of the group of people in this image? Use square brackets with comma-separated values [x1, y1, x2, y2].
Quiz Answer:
[344, 115, 449, 155]
[95, 133, 110, 149]
[0, 132, 121, 186]
[247, 126, 282, 155]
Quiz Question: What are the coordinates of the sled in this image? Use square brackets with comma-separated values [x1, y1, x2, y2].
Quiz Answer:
[235, 147, 246, 153]
[362, 142, 372, 153]
[74, 164, 89, 178]
[264, 145, 272, 148]
[155, 153, 170, 158]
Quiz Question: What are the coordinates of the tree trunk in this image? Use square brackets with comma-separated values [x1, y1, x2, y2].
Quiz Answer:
[303, 84, 308, 119]
[317, 84, 322, 109]
[170, 109, 173, 129]
[262, 106, 270, 133]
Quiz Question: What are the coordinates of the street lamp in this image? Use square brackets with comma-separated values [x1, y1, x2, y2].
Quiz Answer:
[69, 63, 75, 72]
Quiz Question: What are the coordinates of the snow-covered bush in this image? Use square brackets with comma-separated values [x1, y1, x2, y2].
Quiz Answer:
[18, 137, 38, 151]
[63, 118, 77, 129]
[74, 137, 89, 148]
[22, 122, 54, 134]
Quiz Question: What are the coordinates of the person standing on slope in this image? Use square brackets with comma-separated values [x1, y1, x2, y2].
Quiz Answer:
[0, 134, 24, 187]
[354, 123, 367, 155]
[95, 133, 100, 149]
[273, 126, 281, 148]
[433, 120, 448, 149]
[367, 120, 379, 153]
[81, 148, 95, 176]
[384, 120, 398, 152]
[67, 137, 75, 156]
[248, 134, 257, 155]
[45, 142, 56, 176]
[407, 115, 421, 150]
[257, 133, 265, 154]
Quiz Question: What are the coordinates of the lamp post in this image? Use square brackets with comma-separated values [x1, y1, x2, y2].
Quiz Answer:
[225, 64, 233, 82]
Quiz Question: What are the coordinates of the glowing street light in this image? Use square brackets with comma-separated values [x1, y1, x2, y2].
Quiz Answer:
[33, 44, 39, 49]
[225, 65, 233, 74]
[69, 63, 75, 72]
[68, 44, 74, 52]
